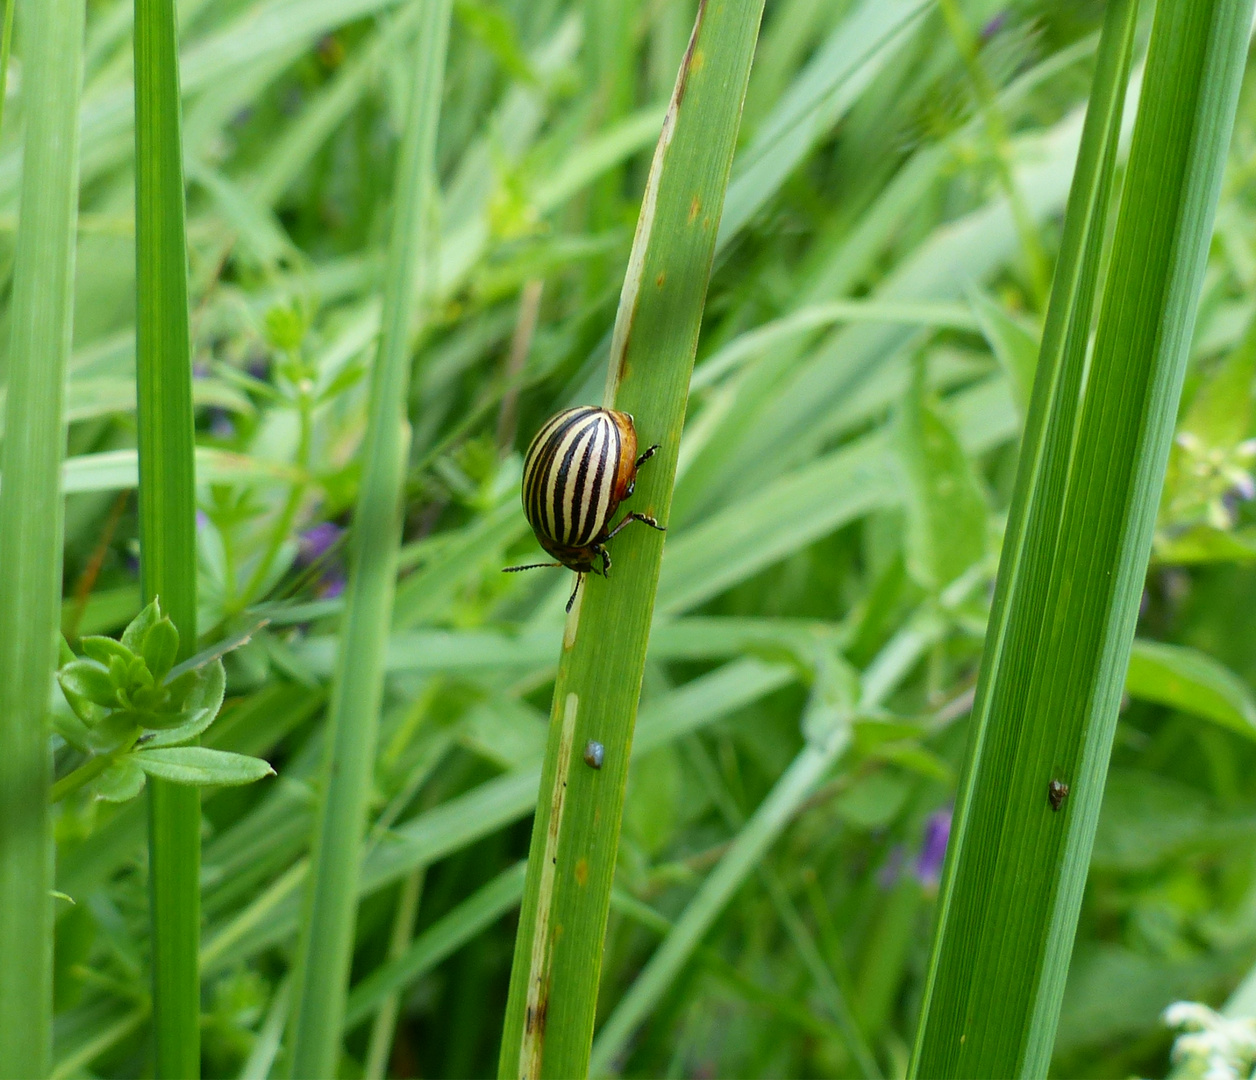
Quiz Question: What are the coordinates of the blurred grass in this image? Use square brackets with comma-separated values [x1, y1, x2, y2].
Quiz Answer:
[0, 0, 84, 1074]
[14, 1, 1256, 1077]
[285, 2, 452, 1075]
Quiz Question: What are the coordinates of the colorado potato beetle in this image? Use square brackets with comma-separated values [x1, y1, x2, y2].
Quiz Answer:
[504, 406, 664, 612]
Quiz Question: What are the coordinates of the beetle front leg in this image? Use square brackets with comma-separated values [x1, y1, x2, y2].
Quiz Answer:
[635, 443, 660, 468]
[595, 545, 611, 577]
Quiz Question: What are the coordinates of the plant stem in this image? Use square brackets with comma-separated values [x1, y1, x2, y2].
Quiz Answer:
[911, 0, 1255, 1073]
[497, 0, 767, 1074]
[0, 0, 86, 1072]
[285, 3, 452, 1074]
[135, 0, 201, 1073]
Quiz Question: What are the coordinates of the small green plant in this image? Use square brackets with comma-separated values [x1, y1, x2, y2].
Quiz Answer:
[52, 598, 273, 804]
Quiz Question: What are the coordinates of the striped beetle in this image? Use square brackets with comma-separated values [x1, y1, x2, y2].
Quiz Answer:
[504, 406, 664, 612]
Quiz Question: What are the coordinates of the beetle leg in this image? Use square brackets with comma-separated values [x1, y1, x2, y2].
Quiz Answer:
[603, 511, 667, 543]
[635, 444, 660, 468]
[629, 512, 666, 531]
[565, 573, 583, 613]
[596, 545, 611, 577]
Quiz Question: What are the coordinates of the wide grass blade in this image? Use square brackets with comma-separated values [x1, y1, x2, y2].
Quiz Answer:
[911, 0, 1254, 1075]
[0, 0, 85, 1073]
[284, 3, 452, 1074]
[134, 0, 201, 1073]
[496, 1, 768, 1074]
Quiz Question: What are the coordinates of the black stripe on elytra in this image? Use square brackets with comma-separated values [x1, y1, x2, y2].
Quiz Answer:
[570, 419, 606, 546]
[525, 409, 592, 537]
[550, 416, 600, 543]
[577, 417, 615, 546]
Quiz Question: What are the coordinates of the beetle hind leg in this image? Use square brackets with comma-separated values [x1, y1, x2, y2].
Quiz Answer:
[565, 573, 583, 613]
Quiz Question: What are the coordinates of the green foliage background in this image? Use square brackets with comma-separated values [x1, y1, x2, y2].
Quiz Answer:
[26, 0, 1256, 1076]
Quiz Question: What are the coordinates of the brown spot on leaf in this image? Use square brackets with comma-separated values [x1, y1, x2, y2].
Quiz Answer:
[575, 858, 589, 886]
[691, 48, 705, 73]
[655, 272, 665, 288]
[688, 196, 701, 224]
[672, 0, 709, 107]
[616, 319, 635, 384]
[532, 996, 548, 1037]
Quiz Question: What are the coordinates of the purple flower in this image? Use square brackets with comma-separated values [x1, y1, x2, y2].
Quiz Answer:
[981, 11, 1008, 40]
[298, 522, 343, 566]
[318, 568, 346, 599]
[914, 808, 952, 888]
[196, 510, 210, 532]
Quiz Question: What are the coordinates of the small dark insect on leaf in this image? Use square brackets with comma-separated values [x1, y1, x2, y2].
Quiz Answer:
[1048, 778, 1070, 811]
[583, 740, 605, 769]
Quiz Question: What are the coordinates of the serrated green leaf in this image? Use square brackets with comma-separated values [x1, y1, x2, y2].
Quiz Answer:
[94, 758, 147, 803]
[85, 712, 145, 756]
[184, 659, 226, 717]
[79, 635, 135, 668]
[140, 616, 179, 682]
[142, 709, 218, 749]
[120, 597, 161, 653]
[131, 747, 275, 787]
[58, 659, 120, 710]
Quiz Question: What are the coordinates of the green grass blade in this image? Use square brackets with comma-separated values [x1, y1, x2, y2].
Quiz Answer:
[284, 3, 452, 1074]
[496, 2, 766, 1073]
[910, 0, 1253, 1075]
[589, 596, 960, 1073]
[134, 0, 201, 1073]
[0, 0, 85, 1073]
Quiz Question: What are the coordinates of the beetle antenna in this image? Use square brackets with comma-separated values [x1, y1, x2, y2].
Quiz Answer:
[565, 573, 583, 613]
[503, 562, 562, 573]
